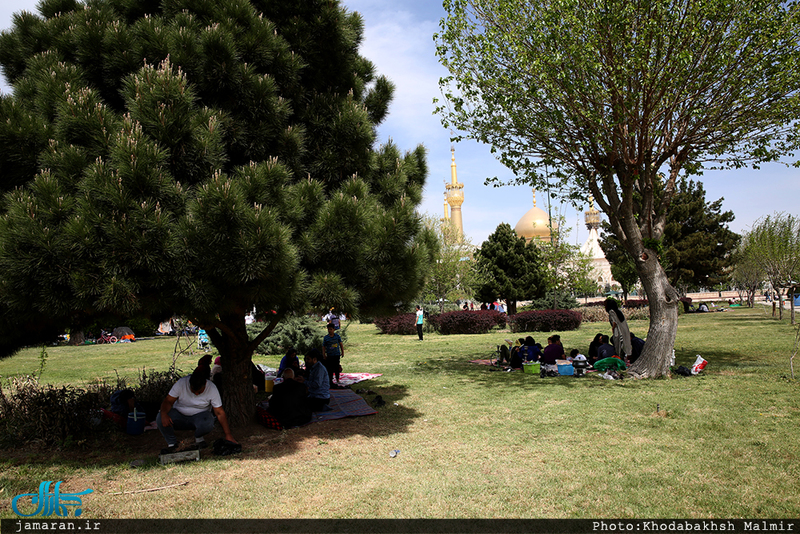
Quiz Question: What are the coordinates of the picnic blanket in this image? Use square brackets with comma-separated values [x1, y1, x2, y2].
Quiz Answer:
[256, 389, 377, 430]
[335, 372, 382, 387]
[312, 389, 377, 423]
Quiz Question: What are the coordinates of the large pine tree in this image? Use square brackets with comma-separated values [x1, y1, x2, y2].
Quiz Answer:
[0, 0, 435, 425]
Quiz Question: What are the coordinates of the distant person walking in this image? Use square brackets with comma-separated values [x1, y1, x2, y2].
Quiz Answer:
[415, 305, 424, 341]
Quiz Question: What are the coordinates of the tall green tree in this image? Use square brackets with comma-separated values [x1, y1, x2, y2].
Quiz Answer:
[661, 180, 740, 293]
[421, 216, 479, 313]
[0, 0, 435, 424]
[474, 223, 546, 314]
[435, 0, 800, 377]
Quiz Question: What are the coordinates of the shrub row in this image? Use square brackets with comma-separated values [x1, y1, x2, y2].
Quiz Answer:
[509, 310, 582, 333]
[433, 310, 500, 335]
[578, 305, 651, 323]
[374, 310, 507, 335]
[374, 313, 419, 335]
[0, 364, 182, 448]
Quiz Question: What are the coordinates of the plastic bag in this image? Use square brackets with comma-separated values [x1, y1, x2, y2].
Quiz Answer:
[691, 355, 707, 375]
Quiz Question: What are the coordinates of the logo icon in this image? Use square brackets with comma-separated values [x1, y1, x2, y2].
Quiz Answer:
[12, 481, 93, 517]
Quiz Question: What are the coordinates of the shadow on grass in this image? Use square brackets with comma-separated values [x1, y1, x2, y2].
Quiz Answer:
[1, 383, 421, 468]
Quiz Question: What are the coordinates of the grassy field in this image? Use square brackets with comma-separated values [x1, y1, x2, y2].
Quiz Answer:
[1, 305, 798, 519]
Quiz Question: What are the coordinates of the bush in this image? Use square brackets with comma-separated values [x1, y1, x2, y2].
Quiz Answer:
[0, 375, 115, 447]
[374, 313, 418, 335]
[578, 305, 650, 323]
[479, 309, 507, 329]
[248, 315, 326, 356]
[509, 310, 582, 333]
[132, 367, 182, 405]
[577, 306, 609, 323]
[521, 293, 580, 311]
[125, 317, 158, 337]
[431, 310, 498, 335]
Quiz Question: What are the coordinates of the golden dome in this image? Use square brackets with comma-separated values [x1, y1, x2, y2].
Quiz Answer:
[514, 190, 555, 242]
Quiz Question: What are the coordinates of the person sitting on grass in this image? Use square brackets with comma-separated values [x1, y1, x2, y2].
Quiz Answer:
[268, 368, 313, 428]
[540, 335, 565, 365]
[304, 349, 332, 412]
[596, 334, 616, 362]
[507, 343, 524, 370]
[520, 336, 542, 362]
[588, 332, 603, 365]
[157, 368, 237, 454]
[629, 333, 645, 364]
[277, 347, 302, 379]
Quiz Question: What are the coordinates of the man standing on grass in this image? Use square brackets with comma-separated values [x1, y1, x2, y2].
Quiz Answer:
[415, 305, 424, 341]
[157, 368, 237, 454]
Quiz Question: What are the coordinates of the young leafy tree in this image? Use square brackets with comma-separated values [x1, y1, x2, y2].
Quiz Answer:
[421, 215, 479, 313]
[536, 216, 595, 309]
[435, 0, 800, 377]
[0, 0, 435, 424]
[746, 213, 800, 323]
[474, 223, 546, 314]
[730, 236, 765, 308]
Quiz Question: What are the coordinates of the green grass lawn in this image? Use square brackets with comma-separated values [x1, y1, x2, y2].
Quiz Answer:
[1, 305, 799, 519]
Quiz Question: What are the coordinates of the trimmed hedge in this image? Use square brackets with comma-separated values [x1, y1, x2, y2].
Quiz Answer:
[374, 313, 418, 335]
[431, 310, 498, 335]
[577, 305, 651, 323]
[509, 310, 582, 333]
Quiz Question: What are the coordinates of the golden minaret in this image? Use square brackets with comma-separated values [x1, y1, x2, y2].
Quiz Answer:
[444, 146, 464, 238]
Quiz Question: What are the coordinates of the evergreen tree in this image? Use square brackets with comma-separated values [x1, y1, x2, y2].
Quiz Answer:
[661, 180, 740, 293]
[0, 0, 434, 425]
[474, 223, 545, 314]
[600, 179, 739, 296]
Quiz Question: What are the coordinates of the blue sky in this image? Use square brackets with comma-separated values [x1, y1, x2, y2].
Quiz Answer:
[2, 0, 797, 248]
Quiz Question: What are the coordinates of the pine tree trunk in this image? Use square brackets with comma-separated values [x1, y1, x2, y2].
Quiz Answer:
[205, 313, 257, 428]
[218, 339, 256, 428]
[628, 253, 680, 378]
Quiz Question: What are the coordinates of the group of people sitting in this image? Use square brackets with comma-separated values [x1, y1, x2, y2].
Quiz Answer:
[151, 322, 346, 453]
[266, 322, 346, 427]
[496, 334, 574, 369]
[495, 299, 646, 373]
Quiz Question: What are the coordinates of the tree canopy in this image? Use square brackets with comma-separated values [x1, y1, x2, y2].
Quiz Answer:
[600, 178, 740, 295]
[435, 0, 800, 376]
[742, 213, 800, 322]
[0, 0, 435, 424]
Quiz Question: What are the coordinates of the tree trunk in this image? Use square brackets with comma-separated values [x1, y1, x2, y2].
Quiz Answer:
[202, 313, 259, 428]
[200, 311, 283, 428]
[507, 299, 517, 315]
[68, 330, 85, 346]
[627, 252, 680, 378]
